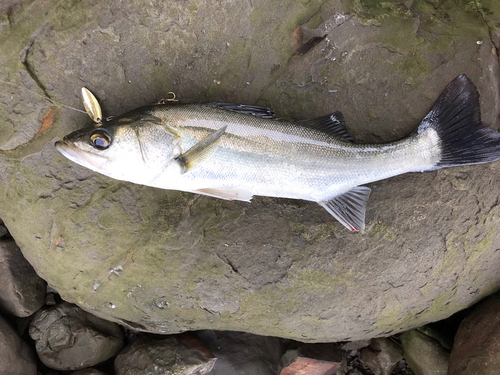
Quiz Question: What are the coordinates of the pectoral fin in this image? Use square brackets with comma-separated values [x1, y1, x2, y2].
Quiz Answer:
[318, 186, 371, 232]
[194, 188, 253, 202]
[176, 126, 227, 173]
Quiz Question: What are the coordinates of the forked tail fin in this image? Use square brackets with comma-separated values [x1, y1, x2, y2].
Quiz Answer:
[418, 74, 500, 169]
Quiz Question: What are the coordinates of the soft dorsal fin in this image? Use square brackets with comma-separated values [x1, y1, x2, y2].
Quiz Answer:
[318, 186, 371, 232]
[194, 187, 253, 202]
[175, 126, 227, 173]
[205, 102, 277, 119]
[297, 112, 354, 142]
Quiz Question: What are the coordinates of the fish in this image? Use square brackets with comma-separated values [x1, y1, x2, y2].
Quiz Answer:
[56, 75, 500, 232]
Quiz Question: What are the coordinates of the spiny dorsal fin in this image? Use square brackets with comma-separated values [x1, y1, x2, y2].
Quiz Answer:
[176, 126, 227, 173]
[297, 112, 354, 142]
[318, 186, 371, 232]
[205, 102, 277, 119]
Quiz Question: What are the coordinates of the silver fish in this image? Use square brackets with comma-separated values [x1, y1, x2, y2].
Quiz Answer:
[56, 75, 500, 231]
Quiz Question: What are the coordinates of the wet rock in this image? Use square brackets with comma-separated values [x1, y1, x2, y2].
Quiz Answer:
[360, 338, 403, 375]
[448, 292, 500, 375]
[1, 0, 500, 343]
[0, 314, 37, 375]
[114, 333, 216, 375]
[400, 330, 448, 375]
[198, 330, 285, 375]
[29, 302, 124, 370]
[0, 237, 46, 317]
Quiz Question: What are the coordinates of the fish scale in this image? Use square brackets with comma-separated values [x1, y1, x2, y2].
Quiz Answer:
[56, 75, 500, 231]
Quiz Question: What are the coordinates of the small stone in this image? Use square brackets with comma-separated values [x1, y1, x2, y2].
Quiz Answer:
[29, 302, 124, 370]
[448, 292, 500, 375]
[279, 342, 342, 375]
[45, 292, 57, 306]
[0, 238, 46, 317]
[0, 314, 37, 375]
[70, 369, 109, 375]
[280, 357, 340, 375]
[361, 338, 403, 375]
[400, 329, 448, 375]
[114, 333, 216, 375]
[341, 340, 370, 351]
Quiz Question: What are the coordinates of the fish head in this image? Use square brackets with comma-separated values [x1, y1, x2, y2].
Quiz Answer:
[56, 110, 181, 184]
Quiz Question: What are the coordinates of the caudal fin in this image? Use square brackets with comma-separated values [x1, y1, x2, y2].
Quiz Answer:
[418, 74, 500, 169]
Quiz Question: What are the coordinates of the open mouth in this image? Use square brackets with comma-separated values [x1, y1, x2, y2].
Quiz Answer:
[55, 140, 107, 170]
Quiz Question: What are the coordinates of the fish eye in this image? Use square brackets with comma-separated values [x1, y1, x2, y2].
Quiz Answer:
[89, 129, 112, 150]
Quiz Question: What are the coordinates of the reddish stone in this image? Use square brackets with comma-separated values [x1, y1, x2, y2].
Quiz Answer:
[280, 357, 340, 375]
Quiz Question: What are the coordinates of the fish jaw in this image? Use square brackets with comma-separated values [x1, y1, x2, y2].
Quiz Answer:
[55, 140, 108, 172]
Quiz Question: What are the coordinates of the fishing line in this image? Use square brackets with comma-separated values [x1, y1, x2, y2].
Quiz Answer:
[0, 78, 87, 114]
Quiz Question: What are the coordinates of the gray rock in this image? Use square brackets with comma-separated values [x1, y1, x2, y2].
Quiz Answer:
[448, 292, 500, 375]
[1, 0, 500, 343]
[29, 302, 124, 370]
[198, 331, 284, 375]
[360, 338, 403, 375]
[400, 329, 448, 375]
[114, 333, 216, 375]
[341, 340, 370, 351]
[0, 314, 37, 375]
[0, 237, 46, 317]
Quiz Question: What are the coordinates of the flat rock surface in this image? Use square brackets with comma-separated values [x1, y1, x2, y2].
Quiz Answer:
[1, 0, 500, 342]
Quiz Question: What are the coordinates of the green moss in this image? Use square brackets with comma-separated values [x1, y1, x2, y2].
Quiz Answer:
[342, 0, 414, 25]
[292, 222, 337, 242]
[291, 268, 353, 291]
[374, 301, 412, 330]
[366, 223, 396, 241]
[187, 3, 198, 15]
[240, 283, 299, 318]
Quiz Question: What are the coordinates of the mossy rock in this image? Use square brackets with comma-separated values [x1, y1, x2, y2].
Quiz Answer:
[1, 0, 500, 342]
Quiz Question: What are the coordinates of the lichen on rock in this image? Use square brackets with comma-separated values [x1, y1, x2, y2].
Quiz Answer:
[1, 0, 500, 343]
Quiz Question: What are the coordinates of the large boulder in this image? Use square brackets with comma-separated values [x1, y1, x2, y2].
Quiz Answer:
[0, 237, 46, 317]
[448, 292, 500, 375]
[0, 314, 37, 375]
[1, 0, 500, 342]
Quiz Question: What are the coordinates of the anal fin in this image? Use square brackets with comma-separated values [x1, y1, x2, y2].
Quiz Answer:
[194, 188, 253, 202]
[318, 186, 371, 232]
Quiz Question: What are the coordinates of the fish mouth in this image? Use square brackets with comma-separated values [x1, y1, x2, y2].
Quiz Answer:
[55, 140, 108, 170]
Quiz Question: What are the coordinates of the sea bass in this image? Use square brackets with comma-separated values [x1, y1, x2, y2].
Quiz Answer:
[56, 75, 500, 232]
